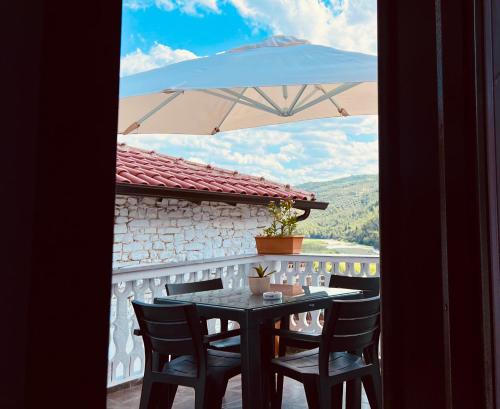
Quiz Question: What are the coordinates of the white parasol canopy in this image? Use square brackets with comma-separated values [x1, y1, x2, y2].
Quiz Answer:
[118, 36, 377, 135]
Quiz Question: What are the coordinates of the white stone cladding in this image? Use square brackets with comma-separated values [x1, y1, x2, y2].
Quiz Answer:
[113, 195, 272, 268]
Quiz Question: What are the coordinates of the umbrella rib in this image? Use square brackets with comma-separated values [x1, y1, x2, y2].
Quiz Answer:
[292, 86, 320, 111]
[122, 91, 183, 134]
[316, 85, 350, 116]
[253, 87, 286, 115]
[212, 87, 248, 134]
[201, 89, 282, 116]
[219, 88, 283, 115]
[286, 85, 307, 115]
[290, 83, 359, 115]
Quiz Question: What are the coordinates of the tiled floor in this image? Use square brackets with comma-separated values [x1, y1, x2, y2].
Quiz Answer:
[107, 376, 371, 408]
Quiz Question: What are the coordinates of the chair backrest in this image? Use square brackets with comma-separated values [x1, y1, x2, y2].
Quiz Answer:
[132, 300, 206, 375]
[320, 296, 381, 358]
[165, 278, 223, 296]
[329, 275, 380, 297]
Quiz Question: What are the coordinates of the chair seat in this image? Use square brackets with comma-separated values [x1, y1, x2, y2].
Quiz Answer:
[163, 349, 241, 380]
[209, 335, 241, 352]
[271, 348, 370, 379]
[282, 329, 321, 350]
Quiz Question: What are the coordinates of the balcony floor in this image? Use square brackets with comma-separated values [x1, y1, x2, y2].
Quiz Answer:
[107, 375, 370, 409]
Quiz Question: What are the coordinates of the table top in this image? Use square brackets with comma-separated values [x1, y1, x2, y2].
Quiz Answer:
[156, 286, 360, 311]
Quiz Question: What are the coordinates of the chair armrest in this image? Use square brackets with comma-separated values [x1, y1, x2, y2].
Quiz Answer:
[133, 329, 142, 336]
[268, 328, 322, 344]
[203, 329, 240, 343]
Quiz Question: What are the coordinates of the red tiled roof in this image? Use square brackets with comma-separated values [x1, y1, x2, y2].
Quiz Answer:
[116, 143, 317, 202]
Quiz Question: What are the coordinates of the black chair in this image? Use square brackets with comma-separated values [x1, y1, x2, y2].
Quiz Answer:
[269, 297, 382, 409]
[329, 275, 380, 298]
[132, 300, 241, 409]
[279, 276, 380, 350]
[165, 278, 241, 352]
[277, 276, 380, 408]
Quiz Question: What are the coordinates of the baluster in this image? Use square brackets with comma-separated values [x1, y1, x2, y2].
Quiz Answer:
[129, 280, 147, 379]
[243, 263, 251, 287]
[332, 260, 341, 276]
[308, 261, 320, 306]
[183, 271, 193, 284]
[284, 260, 294, 284]
[157, 276, 169, 298]
[297, 261, 311, 286]
[360, 262, 368, 278]
[317, 261, 328, 287]
[111, 280, 133, 385]
[234, 264, 244, 289]
[345, 261, 352, 276]
[274, 260, 285, 284]
[215, 266, 224, 281]
[108, 288, 117, 385]
[199, 268, 208, 281]
[224, 265, 234, 288]
[305, 260, 321, 333]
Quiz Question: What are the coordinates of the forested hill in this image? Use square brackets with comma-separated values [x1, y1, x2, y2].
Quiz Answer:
[296, 175, 379, 248]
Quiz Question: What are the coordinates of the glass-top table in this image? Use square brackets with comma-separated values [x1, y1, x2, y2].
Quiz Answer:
[155, 286, 360, 409]
[157, 286, 358, 311]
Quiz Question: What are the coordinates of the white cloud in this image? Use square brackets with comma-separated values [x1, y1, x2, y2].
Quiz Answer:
[117, 115, 378, 185]
[120, 43, 198, 76]
[124, 0, 219, 15]
[123, 1, 376, 53]
[228, 0, 377, 54]
[123, 0, 151, 10]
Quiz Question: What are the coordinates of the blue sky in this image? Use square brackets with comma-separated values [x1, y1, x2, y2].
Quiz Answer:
[118, 0, 378, 185]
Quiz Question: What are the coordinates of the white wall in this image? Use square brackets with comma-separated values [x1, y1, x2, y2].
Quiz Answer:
[113, 195, 272, 268]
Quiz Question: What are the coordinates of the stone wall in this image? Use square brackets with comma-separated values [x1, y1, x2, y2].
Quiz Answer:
[113, 195, 272, 268]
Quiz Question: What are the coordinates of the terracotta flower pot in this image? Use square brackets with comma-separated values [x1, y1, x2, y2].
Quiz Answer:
[255, 236, 304, 255]
[248, 276, 271, 295]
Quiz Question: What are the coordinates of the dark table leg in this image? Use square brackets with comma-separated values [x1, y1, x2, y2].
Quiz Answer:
[261, 319, 276, 408]
[240, 316, 265, 409]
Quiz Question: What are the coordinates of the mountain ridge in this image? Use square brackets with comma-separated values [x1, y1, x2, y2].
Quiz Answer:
[296, 175, 379, 248]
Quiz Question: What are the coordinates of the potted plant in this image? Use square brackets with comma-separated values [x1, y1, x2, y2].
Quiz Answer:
[255, 199, 304, 254]
[249, 264, 275, 295]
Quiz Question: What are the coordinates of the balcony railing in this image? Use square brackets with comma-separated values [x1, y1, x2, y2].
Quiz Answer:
[108, 253, 380, 387]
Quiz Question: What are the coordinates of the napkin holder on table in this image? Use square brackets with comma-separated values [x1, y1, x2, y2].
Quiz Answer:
[269, 283, 304, 296]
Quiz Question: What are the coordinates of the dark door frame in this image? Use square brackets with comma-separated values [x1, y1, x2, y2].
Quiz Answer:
[379, 0, 500, 408]
[483, 0, 500, 405]
[1, 1, 122, 408]
[2, 0, 500, 408]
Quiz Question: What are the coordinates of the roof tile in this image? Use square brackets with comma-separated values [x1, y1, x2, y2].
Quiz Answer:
[116, 144, 316, 201]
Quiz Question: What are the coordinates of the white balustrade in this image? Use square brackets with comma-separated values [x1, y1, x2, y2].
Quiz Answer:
[107, 253, 379, 387]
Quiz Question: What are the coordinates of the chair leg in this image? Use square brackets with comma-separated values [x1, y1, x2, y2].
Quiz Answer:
[165, 384, 178, 409]
[267, 371, 278, 409]
[303, 380, 319, 409]
[346, 379, 362, 409]
[204, 377, 227, 409]
[139, 376, 153, 409]
[331, 383, 343, 409]
[362, 371, 382, 409]
[319, 382, 332, 409]
[275, 374, 284, 408]
[206, 391, 223, 409]
[194, 384, 206, 409]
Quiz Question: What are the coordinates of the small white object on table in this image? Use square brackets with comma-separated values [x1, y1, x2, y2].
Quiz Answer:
[263, 291, 283, 300]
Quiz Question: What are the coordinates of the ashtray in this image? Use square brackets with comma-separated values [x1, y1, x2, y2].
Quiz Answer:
[263, 291, 283, 300]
